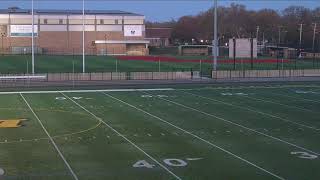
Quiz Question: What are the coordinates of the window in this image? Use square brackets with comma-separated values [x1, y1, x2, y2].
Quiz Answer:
[100, 19, 104, 24]
[115, 19, 119, 24]
[59, 19, 63, 24]
[44, 19, 48, 24]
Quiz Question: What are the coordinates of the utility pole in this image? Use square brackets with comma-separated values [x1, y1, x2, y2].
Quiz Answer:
[299, 23, 303, 49]
[278, 26, 282, 45]
[312, 23, 317, 52]
[312, 23, 317, 67]
[31, 0, 34, 74]
[213, 0, 218, 71]
[256, 26, 259, 43]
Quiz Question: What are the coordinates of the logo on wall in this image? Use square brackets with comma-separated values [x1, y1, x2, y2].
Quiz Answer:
[10, 25, 38, 37]
[124, 25, 142, 37]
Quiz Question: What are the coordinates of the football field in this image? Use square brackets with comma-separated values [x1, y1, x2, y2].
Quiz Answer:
[0, 85, 319, 180]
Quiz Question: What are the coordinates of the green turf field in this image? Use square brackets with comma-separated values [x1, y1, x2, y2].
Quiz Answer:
[0, 85, 319, 180]
[0, 55, 319, 75]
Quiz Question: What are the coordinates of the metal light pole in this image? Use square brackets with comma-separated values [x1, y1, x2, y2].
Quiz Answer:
[278, 26, 282, 45]
[1, 34, 4, 55]
[312, 23, 317, 67]
[82, 0, 85, 73]
[31, 0, 35, 74]
[312, 23, 317, 52]
[256, 26, 259, 43]
[299, 23, 303, 49]
[213, 0, 218, 71]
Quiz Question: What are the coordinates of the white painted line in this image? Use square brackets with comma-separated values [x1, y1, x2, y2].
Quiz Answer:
[186, 158, 203, 161]
[102, 92, 285, 180]
[244, 96, 317, 113]
[19, 93, 79, 180]
[151, 94, 320, 157]
[180, 85, 320, 91]
[270, 92, 320, 104]
[61, 92, 181, 180]
[183, 91, 320, 131]
[0, 88, 174, 95]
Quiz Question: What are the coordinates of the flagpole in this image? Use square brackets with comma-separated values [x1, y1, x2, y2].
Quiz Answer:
[31, 0, 35, 74]
[82, 0, 85, 73]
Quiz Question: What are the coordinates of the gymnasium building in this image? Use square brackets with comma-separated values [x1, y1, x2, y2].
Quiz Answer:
[0, 8, 149, 55]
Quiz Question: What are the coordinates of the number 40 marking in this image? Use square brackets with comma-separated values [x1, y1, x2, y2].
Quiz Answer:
[133, 158, 200, 169]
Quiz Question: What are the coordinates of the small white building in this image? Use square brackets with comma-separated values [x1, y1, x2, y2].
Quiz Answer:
[229, 38, 257, 58]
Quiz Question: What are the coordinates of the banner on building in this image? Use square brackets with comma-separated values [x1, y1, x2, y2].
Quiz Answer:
[124, 25, 142, 37]
[10, 25, 38, 37]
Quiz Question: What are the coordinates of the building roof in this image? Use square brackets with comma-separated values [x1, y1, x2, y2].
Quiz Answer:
[0, 8, 143, 16]
[145, 27, 172, 38]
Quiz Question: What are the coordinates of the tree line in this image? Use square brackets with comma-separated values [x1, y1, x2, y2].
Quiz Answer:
[147, 4, 320, 52]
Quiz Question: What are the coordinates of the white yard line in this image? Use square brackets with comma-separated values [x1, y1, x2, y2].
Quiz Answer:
[149, 94, 320, 157]
[244, 96, 317, 113]
[102, 92, 285, 180]
[180, 85, 320, 91]
[0, 88, 174, 95]
[60, 92, 182, 180]
[270, 92, 320, 104]
[183, 91, 320, 131]
[19, 93, 79, 180]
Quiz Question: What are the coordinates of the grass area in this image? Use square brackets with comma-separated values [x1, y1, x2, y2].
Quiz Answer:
[0, 55, 319, 76]
[0, 84, 319, 179]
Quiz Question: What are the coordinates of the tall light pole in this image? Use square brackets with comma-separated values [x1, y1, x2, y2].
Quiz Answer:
[299, 23, 303, 49]
[31, 0, 34, 74]
[312, 23, 317, 52]
[213, 0, 218, 71]
[256, 26, 259, 43]
[82, 0, 85, 73]
[278, 26, 282, 45]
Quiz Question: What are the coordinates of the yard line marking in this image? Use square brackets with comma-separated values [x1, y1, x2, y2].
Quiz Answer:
[61, 92, 181, 180]
[0, 88, 174, 95]
[183, 91, 320, 131]
[270, 92, 320, 104]
[146, 93, 320, 157]
[19, 93, 79, 180]
[243, 96, 317, 113]
[180, 85, 320, 91]
[102, 92, 285, 180]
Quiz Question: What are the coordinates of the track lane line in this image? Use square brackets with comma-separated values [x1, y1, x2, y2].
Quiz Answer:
[102, 92, 285, 180]
[61, 92, 182, 180]
[146, 92, 320, 157]
[19, 93, 79, 180]
[182, 91, 320, 131]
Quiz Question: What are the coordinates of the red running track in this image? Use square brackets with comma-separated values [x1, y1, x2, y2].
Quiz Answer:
[115, 56, 291, 64]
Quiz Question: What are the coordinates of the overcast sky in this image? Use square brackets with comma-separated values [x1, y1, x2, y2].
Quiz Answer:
[0, 0, 319, 22]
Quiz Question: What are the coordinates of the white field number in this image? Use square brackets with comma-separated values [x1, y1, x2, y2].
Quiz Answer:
[0, 168, 4, 175]
[55, 97, 84, 100]
[221, 92, 248, 96]
[295, 90, 317, 94]
[291, 152, 318, 159]
[141, 95, 171, 98]
[133, 158, 201, 169]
